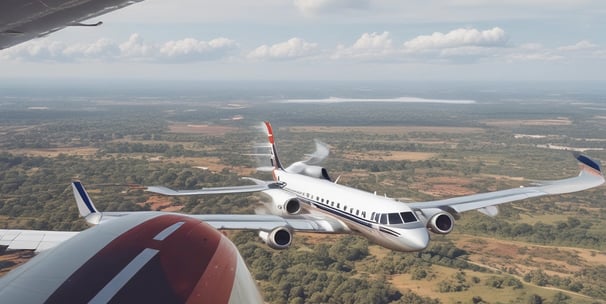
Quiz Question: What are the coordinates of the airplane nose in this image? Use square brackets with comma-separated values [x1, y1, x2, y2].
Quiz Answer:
[406, 228, 429, 251]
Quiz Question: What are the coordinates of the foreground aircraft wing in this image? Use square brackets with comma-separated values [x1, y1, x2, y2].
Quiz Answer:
[0, 230, 78, 252]
[407, 153, 604, 214]
[0, 0, 143, 50]
[145, 178, 283, 196]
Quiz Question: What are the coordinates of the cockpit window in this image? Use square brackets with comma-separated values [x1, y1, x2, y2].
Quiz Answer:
[387, 213, 403, 225]
[400, 211, 418, 223]
[379, 214, 388, 225]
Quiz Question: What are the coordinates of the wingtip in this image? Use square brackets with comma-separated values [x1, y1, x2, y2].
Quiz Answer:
[573, 152, 602, 173]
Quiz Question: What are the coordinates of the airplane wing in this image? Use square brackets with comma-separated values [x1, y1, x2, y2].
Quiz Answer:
[407, 152, 605, 214]
[189, 214, 349, 233]
[76, 180, 349, 234]
[0, 0, 143, 50]
[0, 230, 78, 252]
[145, 178, 283, 196]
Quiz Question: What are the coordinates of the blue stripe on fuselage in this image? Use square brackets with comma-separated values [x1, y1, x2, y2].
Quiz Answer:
[296, 195, 371, 228]
[306, 198, 401, 236]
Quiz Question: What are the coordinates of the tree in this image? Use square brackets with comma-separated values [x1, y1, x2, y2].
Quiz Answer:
[528, 294, 543, 304]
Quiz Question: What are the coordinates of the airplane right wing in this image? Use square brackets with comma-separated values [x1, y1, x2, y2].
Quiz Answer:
[145, 178, 283, 196]
[407, 152, 605, 215]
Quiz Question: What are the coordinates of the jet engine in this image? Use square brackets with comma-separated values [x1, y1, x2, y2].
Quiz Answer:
[259, 227, 292, 250]
[427, 212, 455, 234]
[263, 189, 301, 215]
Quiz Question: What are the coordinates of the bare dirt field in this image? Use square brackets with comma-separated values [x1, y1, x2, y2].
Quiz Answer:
[453, 234, 606, 278]
[137, 195, 184, 212]
[411, 176, 476, 197]
[288, 126, 484, 135]
[482, 118, 572, 127]
[167, 123, 238, 135]
[342, 151, 436, 161]
[160, 156, 256, 176]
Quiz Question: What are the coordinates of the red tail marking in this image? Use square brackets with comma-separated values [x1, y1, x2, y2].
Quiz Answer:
[264, 121, 275, 144]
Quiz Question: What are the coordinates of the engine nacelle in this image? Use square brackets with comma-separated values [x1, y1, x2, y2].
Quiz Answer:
[428, 212, 455, 234]
[258, 227, 292, 250]
[263, 189, 301, 215]
[302, 165, 332, 181]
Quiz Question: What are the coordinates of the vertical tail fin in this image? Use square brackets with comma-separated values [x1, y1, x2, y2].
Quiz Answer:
[72, 181, 102, 225]
[264, 121, 284, 170]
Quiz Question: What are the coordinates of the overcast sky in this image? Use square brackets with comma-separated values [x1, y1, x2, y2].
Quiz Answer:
[1, 0, 605, 82]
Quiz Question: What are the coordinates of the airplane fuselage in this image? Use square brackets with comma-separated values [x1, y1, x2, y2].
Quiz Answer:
[273, 169, 430, 251]
[0, 212, 262, 304]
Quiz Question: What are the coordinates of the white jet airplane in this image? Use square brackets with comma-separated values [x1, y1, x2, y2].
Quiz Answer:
[146, 121, 605, 252]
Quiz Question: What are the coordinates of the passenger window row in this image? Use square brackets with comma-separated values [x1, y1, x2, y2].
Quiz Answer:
[305, 192, 367, 219]
[304, 192, 417, 225]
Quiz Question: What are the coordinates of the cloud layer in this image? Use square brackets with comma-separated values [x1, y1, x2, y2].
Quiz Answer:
[403, 27, 507, 51]
[247, 38, 318, 60]
[1, 27, 603, 67]
[0, 34, 238, 63]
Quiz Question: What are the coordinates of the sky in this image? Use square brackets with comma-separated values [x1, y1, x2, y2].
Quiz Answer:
[1, 0, 605, 82]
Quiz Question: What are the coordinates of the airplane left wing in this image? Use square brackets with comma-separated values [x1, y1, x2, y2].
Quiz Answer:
[74, 180, 348, 234]
[74, 180, 349, 252]
[407, 152, 605, 214]
[0, 230, 78, 252]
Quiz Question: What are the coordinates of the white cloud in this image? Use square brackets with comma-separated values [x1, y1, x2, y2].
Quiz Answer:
[0, 40, 69, 61]
[119, 34, 154, 59]
[352, 32, 393, 49]
[159, 37, 238, 62]
[332, 32, 395, 60]
[403, 27, 508, 51]
[293, 0, 369, 16]
[62, 38, 120, 59]
[558, 40, 597, 51]
[331, 28, 509, 63]
[0, 34, 238, 63]
[247, 38, 318, 60]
